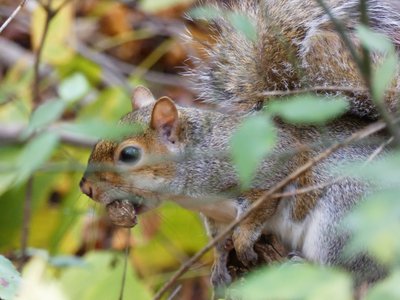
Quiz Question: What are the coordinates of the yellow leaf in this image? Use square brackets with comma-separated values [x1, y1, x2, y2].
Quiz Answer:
[31, 1, 75, 65]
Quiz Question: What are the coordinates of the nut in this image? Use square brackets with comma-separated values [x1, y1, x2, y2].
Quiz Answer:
[106, 200, 137, 228]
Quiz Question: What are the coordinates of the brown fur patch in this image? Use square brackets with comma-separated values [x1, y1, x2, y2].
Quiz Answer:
[240, 190, 280, 228]
[290, 148, 321, 222]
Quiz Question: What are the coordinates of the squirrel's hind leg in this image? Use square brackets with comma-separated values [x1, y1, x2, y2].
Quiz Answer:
[232, 192, 280, 266]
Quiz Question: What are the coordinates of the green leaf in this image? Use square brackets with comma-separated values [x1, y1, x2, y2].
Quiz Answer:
[230, 114, 277, 188]
[24, 100, 66, 137]
[357, 25, 395, 53]
[58, 73, 90, 103]
[60, 120, 144, 141]
[372, 54, 399, 102]
[140, 0, 192, 13]
[77, 88, 131, 121]
[15, 132, 59, 185]
[343, 188, 400, 264]
[0, 255, 21, 300]
[226, 12, 257, 42]
[189, 6, 220, 20]
[132, 202, 208, 272]
[190, 7, 257, 42]
[60, 251, 152, 300]
[231, 263, 352, 300]
[340, 151, 400, 187]
[48, 255, 86, 268]
[268, 95, 349, 125]
[367, 270, 400, 300]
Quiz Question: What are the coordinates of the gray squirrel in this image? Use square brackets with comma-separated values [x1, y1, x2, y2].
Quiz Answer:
[80, 0, 399, 295]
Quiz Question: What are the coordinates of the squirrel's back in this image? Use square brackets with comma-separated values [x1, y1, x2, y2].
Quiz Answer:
[187, 0, 400, 117]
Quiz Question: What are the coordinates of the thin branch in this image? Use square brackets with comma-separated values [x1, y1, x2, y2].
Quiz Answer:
[314, 0, 400, 146]
[18, 176, 33, 272]
[271, 136, 393, 199]
[75, 41, 192, 90]
[314, 0, 363, 71]
[259, 86, 400, 98]
[0, 123, 96, 147]
[0, 0, 27, 34]
[166, 285, 182, 300]
[152, 119, 387, 300]
[119, 230, 131, 300]
[359, 0, 372, 81]
[32, 1, 53, 104]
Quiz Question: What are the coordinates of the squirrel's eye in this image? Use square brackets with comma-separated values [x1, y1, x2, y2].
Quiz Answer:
[119, 146, 141, 164]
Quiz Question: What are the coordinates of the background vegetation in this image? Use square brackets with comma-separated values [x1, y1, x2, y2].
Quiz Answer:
[0, 0, 400, 300]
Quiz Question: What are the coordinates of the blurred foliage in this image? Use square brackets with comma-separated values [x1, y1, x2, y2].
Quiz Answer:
[0, 0, 211, 299]
[0, 0, 400, 300]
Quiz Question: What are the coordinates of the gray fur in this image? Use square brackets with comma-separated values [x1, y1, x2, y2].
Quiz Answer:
[122, 102, 388, 283]
[185, 0, 400, 116]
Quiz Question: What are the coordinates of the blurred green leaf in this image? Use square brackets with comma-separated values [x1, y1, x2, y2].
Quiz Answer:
[60, 120, 144, 141]
[372, 54, 399, 102]
[0, 146, 23, 195]
[57, 55, 101, 85]
[190, 7, 256, 42]
[25, 100, 66, 137]
[226, 12, 257, 42]
[357, 25, 395, 53]
[189, 6, 220, 20]
[140, 0, 192, 13]
[343, 188, 400, 264]
[231, 263, 352, 300]
[0, 172, 77, 252]
[132, 202, 208, 274]
[78, 88, 130, 121]
[60, 251, 152, 300]
[16, 132, 59, 185]
[268, 95, 348, 124]
[48, 255, 86, 268]
[231, 114, 277, 188]
[58, 73, 90, 103]
[0, 255, 21, 300]
[341, 150, 400, 187]
[367, 270, 400, 300]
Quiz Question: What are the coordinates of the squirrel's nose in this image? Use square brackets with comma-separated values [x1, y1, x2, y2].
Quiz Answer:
[80, 177, 93, 199]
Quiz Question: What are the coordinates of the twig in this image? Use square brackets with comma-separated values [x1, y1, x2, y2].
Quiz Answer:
[0, 123, 96, 147]
[0, 0, 27, 34]
[166, 285, 182, 300]
[152, 119, 387, 300]
[365, 137, 393, 163]
[32, 0, 53, 104]
[74, 42, 131, 93]
[18, 176, 33, 272]
[119, 230, 131, 300]
[259, 86, 400, 98]
[314, 0, 400, 146]
[271, 136, 393, 199]
[314, 0, 363, 71]
[16, 0, 77, 272]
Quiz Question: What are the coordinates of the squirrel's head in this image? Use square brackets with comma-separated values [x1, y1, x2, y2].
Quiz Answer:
[80, 86, 184, 217]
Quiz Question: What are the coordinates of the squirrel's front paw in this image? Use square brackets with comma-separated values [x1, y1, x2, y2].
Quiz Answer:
[232, 226, 259, 266]
[211, 261, 232, 289]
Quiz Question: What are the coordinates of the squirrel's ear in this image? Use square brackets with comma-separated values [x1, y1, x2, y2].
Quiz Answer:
[132, 86, 155, 110]
[151, 97, 180, 144]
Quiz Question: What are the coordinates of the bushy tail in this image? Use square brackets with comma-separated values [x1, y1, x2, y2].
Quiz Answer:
[185, 0, 400, 117]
